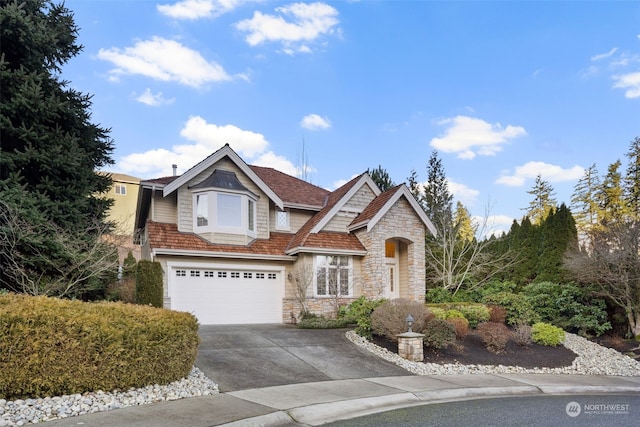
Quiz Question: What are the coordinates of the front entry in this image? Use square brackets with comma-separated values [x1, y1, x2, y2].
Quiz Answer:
[385, 240, 399, 299]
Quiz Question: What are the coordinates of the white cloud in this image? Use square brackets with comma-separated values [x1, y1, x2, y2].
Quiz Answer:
[591, 47, 618, 61]
[478, 214, 514, 238]
[430, 116, 527, 159]
[118, 116, 273, 177]
[300, 113, 331, 130]
[235, 2, 339, 53]
[252, 151, 298, 176]
[448, 179, 479, 207]
[613, 72, 640, 98]
[157, 0, 256, 20]
[135, 88, 175, 106]
[495, 161, 584, 187]
[97, 37, 231, 88]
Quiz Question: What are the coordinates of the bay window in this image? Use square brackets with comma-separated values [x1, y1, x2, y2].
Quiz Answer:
[193, 191, 256, 236]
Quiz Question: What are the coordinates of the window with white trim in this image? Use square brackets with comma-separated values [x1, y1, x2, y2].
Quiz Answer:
[275, 210, 289, 231]
[315, 255, 352, 296]
[193, 191, 256, 236]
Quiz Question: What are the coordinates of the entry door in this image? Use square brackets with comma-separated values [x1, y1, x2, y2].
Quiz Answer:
[385, 240, 399, 299]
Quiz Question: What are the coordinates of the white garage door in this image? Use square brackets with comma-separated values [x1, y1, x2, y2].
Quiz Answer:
[169, 264, 284, 324]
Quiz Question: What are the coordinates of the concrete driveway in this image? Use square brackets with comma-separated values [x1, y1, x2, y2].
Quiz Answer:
[195, 324, 411, 392]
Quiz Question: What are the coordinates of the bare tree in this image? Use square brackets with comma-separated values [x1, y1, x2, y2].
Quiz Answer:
[290, 261, 315, 318]
[426, 203, 516, 295]
[0, 201, 120, 298]
[564, 221, 640, 336]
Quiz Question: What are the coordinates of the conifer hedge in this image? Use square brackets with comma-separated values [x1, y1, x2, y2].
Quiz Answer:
[136, 260, 163, 307]
[0, 294, 199, 399]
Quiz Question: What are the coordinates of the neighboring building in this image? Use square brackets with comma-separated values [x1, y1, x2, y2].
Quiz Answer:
[101, 172, 142, 261]
[134, 144, 436, 325]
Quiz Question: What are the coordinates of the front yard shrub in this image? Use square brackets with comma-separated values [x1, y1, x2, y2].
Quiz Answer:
[338, 296, 387, 338]
[482, 292, 539, 326]
[531, 322, 565, 347]
[136, 260, 163, 307]
[446, 317, 470, 339]
[476, 322, 511, 353]
[445, 309, 465, 319]
[297, 313, 350, 329]
[512, 323, 533, 346]
[521, 282, 611, 337]
[371, 299, 432, 342]
[0, 293, 199, 400]
[422, 318, 456, 349]
[488, 304, 507, 323]
[426, 303, 490, 328]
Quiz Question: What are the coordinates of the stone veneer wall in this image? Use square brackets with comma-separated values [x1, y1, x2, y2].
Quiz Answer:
[356, 197, 426, 302]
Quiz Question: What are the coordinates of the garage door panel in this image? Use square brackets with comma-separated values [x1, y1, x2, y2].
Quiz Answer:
[170, 267, 283, 324]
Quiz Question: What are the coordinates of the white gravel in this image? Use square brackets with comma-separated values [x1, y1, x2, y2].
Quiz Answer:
[346, 330, 640, 376]
[0, 367, 218, 427]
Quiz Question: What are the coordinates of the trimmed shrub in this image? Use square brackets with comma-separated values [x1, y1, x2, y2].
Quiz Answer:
[531, 322, 565, 347]
[297, 314, 350, 329]
[371, 299, 432, 342]
[482, 292, 539, 326]
[426, 303, 490, 328]
[488, 304, 507, 324]
[423, 318, 457, 349]
[0, 293, 199, 399]
[512, 323, 533, 346]
[446, 317, 470, 339]
[476, 322, 511, 353]
[445, 309, 465, 319]
[338, 296, 387, 338]
[136, 260, 163, 307]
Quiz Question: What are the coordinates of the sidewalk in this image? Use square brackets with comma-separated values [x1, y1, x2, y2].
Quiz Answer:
[43, 374, 640, 426]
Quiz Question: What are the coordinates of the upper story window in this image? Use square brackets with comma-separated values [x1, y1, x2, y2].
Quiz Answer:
[115, 184, 126, 195]
[191, 169, 258, 237]
[275, 210, 289, 231]
[193, 191, 256, 236]
[315, 255, 352, 297]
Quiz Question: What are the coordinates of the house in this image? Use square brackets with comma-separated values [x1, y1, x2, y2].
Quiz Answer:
[134, 144, 436, 324]
[100, 172, 142, 261]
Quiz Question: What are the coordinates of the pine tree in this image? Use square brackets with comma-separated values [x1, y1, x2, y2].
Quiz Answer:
[624, 137, 640, 221]
[407, 168, 425, 210]
[523, 174, 557, 225]
[536, 204, 577, 282]
[0, 0, 115, 296]
[571, 164, 601, 239]
[367, 165, 395, 192]
[423, 150, 453, 228]
[597, 160, 628, 226]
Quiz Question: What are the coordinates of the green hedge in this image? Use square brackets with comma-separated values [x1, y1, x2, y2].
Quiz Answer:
[531, 322, 565, 347]
[426, 303, 490, 328]
[136, 260, 163, 307]
[0, 294, 199, 399]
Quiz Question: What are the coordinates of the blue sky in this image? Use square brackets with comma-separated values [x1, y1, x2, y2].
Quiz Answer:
[63, 0, 640, 234]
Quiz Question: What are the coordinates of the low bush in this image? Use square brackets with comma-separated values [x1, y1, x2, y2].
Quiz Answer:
[482, 292, 539, 326]
[445, 309, 465, 319]
[446, 317, 470, 339]
[512, 323, 533, 346]
[531, 322, 565, 347]
[297, 314, 351, 329]
[0, 293, 199, 399]
[476, 322, 511, 353]
[488, 304, 507, 323]
[338, 296, 387, 338]
[371, 299, 431, 342]
[422, 318, 457, 349]
[426, 303, 489, 328]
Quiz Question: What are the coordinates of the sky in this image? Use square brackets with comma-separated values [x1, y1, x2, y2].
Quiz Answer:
[61, 0, 640, 235]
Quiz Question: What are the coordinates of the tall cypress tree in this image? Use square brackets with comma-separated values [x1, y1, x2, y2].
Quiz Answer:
[624, 137, 640, 221]
[0, 0, 115, 295]
[423, 150, 453, 228]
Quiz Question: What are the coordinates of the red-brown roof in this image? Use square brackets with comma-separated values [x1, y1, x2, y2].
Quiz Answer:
[249, 165, 329, 207]
[143, 176, 180, 185]
[147, 221, 293, 256]
[350, 184, 403, 229]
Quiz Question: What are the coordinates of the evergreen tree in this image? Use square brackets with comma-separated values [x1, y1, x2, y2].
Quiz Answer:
[0, 0, 115, 296]
[407, 168, 425, 210]
[453, 201, 474, 242]
[571, 164, 601, 239]
[423, 150, 453, 228]
[597, 160, 628, 226]
[536, 204, 577, 282]
[624, 137, 640, 221]
[367, 165, 395, 192]
[523, 174, 557, 225]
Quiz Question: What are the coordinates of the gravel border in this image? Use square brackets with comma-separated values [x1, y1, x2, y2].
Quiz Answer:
[0, 367, 218, 426]
[346, 330, 640, 376]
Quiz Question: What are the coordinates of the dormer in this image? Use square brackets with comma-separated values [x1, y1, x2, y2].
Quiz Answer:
[190, 169, 258, 239]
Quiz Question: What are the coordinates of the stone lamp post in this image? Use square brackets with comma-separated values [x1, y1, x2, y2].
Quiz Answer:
[397, 314, 425, 362]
